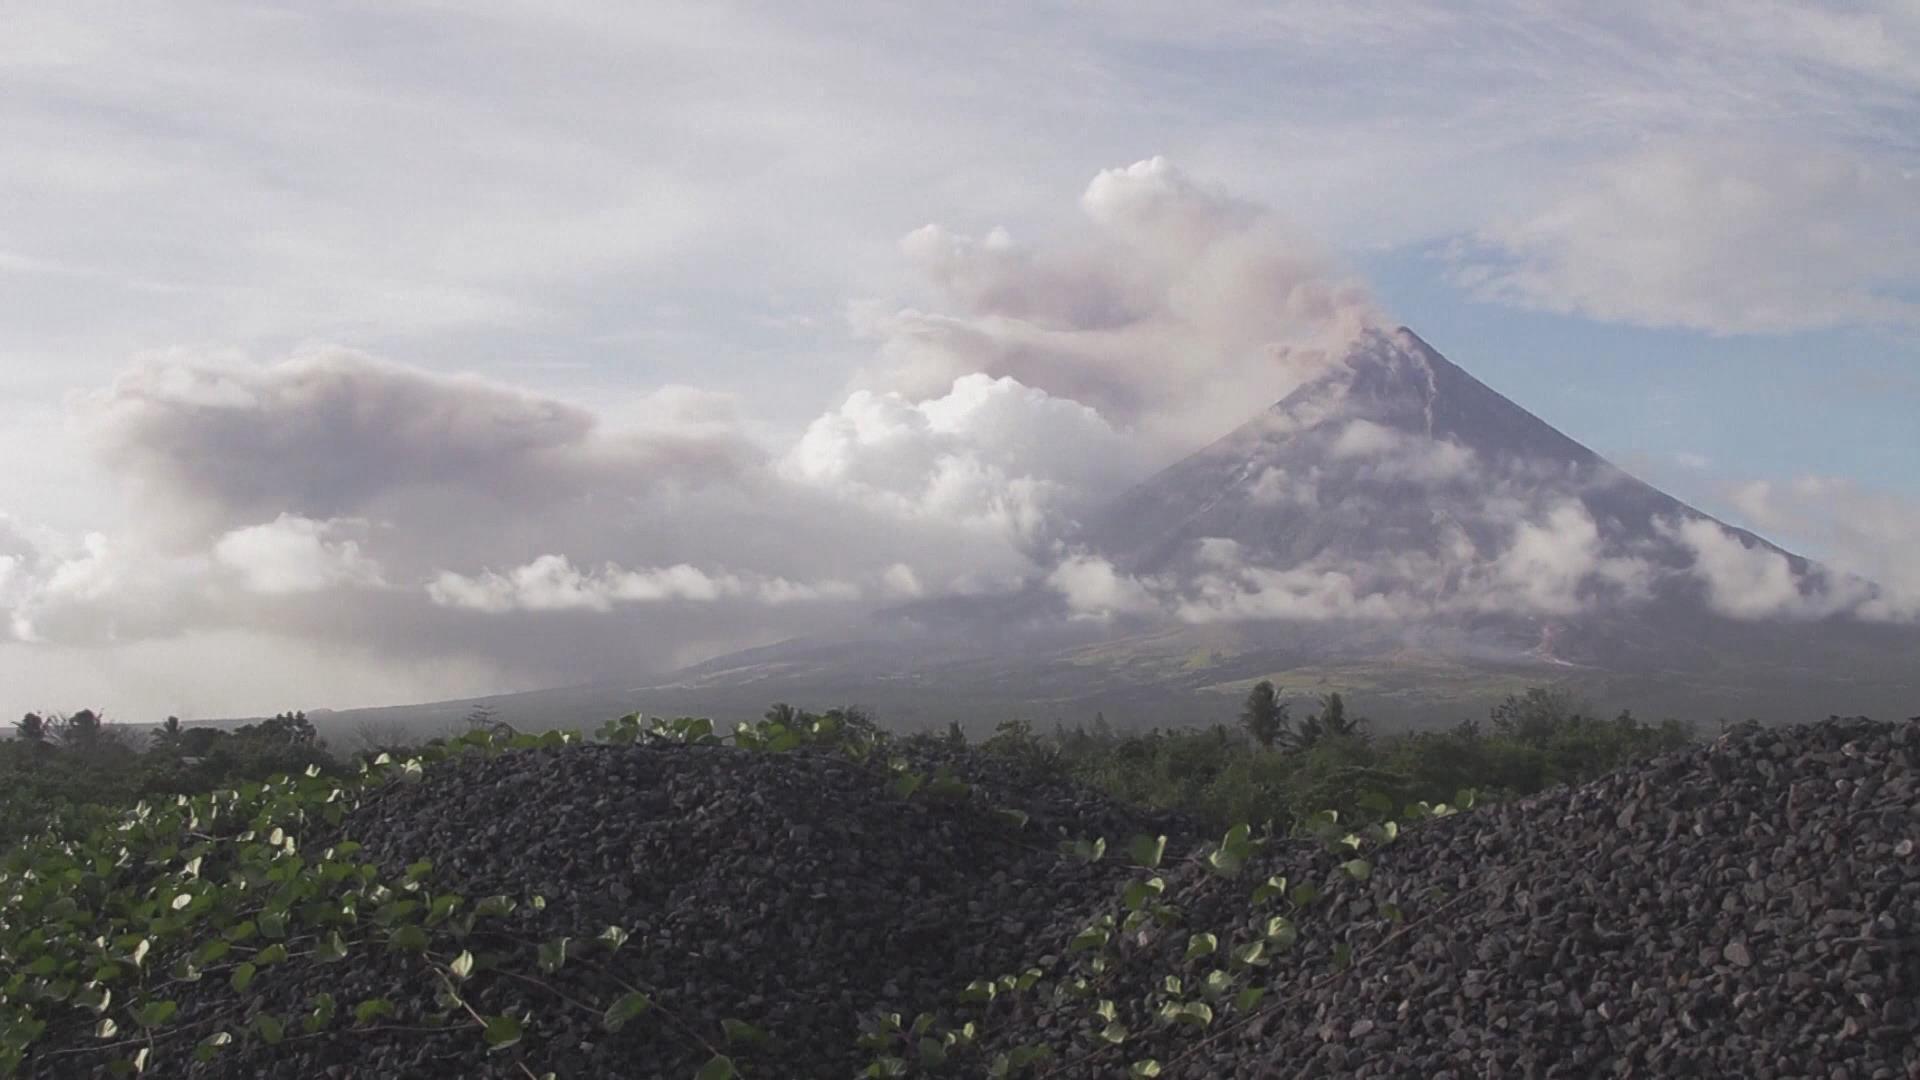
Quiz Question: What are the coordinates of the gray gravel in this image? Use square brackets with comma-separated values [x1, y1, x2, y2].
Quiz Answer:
[31, 717, 1920, 1078]
[960, 717, 1920, 1078]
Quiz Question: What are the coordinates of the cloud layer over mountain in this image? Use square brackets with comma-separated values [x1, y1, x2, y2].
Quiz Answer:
[1, 158, 1913, 718]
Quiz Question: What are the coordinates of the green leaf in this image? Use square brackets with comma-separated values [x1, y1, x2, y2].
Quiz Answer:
[1185, 933, 1218, 961]
[136, 1000, 178, 1028]
[1263, 916, 1297, 950]
[483, 1015, 523, 1051]
[1250, 875, 1288, 905]
[254, 1014, 285, 1044]
[474, 895, 517, 918]
[597, 925, 630, 952]
[1341, 858, 1372, 881]
[1202, 969, 1233, 998]
[695, 1055, 736, 1080]
[304, 993, 336, 1033]
[890, 772, 923, 798]
[1121, 876, 1165, 911]
[388, 925, 430, 952]
[316, 932, 349, 963]
[1129, 1060, 1163, 1077]
[1100, 1021, 1129, 1045]
[721, 1018, 767, 1046]
[1173, 1001, 1213, 1027]
[96, 1018, 119, 1039]
[1234, 987, 1267, 1012]
[1206, 847, 1244, 879]
[1129, 834, 1167, 869]
[426, 894, 462, 925]
[538, 937, 571, 974]
[255, 943, 289, 966]
[1069, 926, 1110, 953]
[602, 991, 652, 1032]
[129, 938, 150, 968]
[355, 998, 395, 1025]
[194, 1031, 234, 1062]
[230, 963, 258, 992]
[449, 951, 476, 980]
[918, 1037, 948, 1067]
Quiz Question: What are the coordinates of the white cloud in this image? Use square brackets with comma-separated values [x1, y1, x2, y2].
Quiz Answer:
[1665, 518, 1848, 619]
[426, 555, 859, 615]
[786, 372, 1146, 545]
[1457, 140, 1920, 333]
[213, 515, 384, 595]
[1046, 553, 1162, 620]
[3, 531, 214, 645]
[1326, 420, 1478, 484]
[1179, 563, 1418, 623]
[1725, 477, 1920, 621]
[1483, 502, 1654, 616]
[1245, 466, 1319, 508]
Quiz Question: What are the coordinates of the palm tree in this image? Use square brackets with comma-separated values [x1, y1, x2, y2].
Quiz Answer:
[63, 709, 104, 748]
[763, 703, 807, 729]
[150, 716, 184, 755]
[1295, 692, 1362, 749]
[13, 712, 47, 744]
[1239, 681, 1292, 749]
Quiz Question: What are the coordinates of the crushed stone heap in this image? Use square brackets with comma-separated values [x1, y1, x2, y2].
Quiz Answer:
[26, 717, 1919, 1079]
[966, 716, 1920, 1078]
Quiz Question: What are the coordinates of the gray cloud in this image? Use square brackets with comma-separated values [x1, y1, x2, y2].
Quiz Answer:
[88, 348, 758, 545]
[862, 157, 1382, 447]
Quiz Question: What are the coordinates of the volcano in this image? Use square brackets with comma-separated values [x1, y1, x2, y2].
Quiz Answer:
[322, 329, 1919, 737]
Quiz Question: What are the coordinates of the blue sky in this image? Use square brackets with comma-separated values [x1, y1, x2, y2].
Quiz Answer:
[0, 1, 1916, 716]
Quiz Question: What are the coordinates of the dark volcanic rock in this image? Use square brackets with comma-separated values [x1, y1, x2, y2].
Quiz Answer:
[962, 717, 1920, 1078]
[32, 718, 1920, 1078]
[56, 741, 1190, 1080]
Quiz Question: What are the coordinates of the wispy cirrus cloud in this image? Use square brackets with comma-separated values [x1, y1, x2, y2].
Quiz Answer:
[1454, 140, 1920, 334]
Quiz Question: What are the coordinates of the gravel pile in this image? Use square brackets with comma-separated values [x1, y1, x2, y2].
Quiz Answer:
[34, 718, 1919, 1078]
[967, 716, 1920, 1078]
[99, 740, 1192, 1079]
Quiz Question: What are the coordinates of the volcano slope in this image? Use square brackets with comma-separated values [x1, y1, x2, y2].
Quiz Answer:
[6, 716, 1918, 1079]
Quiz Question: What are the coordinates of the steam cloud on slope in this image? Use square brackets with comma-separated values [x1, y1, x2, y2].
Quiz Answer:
[0, 158, 1910, 715]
